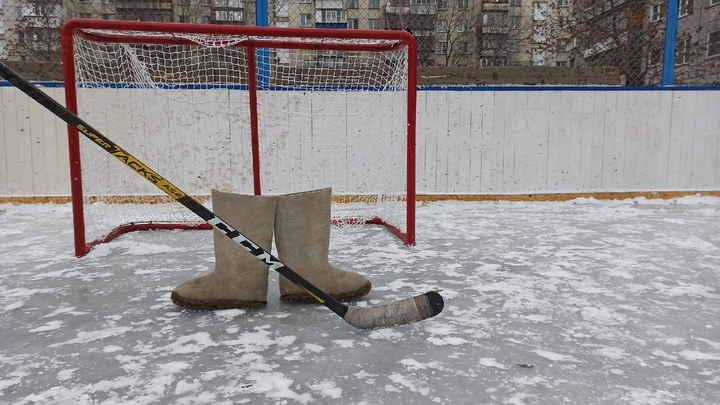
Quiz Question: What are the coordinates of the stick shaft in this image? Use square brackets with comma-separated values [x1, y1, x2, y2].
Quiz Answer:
[0, 62, 349, 318]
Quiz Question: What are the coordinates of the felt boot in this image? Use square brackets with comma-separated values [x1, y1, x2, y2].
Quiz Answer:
[171, 189, 276, 309]
[275, 188, 371, 302]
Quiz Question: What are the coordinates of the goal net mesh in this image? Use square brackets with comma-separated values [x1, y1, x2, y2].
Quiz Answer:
[67, 26, 412, 251]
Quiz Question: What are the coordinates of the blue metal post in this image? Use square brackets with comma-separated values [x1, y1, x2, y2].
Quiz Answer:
[256, 0, 268, 26]
[256, 0, 270, 88]
[662, 0, 679, 86]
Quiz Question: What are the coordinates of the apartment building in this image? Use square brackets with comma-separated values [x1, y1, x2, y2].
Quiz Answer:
[654, 0, 720, 85]
[0, 3, 6, 59]
[1, 0, 718, 83]
[1, 0, 570, 67]
[570, 0, 720, 85]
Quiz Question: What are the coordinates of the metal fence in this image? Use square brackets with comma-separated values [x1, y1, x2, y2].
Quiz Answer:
[0, 0, 719, 86]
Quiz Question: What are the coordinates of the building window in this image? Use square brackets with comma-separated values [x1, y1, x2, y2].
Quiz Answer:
[508, 15, 522, 29]
[457, 20, 467, 33]
[215, 0, 244, 7]
[481, 57, 509, 66]
[650, 4, 662, 22]
[438, 0, 448, 9]
[510, 0, 521, 5]
[436, 42, 448, 54]
[179, 15, 191, 23]
[79, 13, 92, 18]
[676, 38, 690, 64]
[348, 0, 359, 8]
[508, 39, 520, 52]
[483, 34, 502, 49]
[559, 16, 569, 28]
[275, 0, 289, 17]
[215, 10, 243, 22]
[558, 0, 570, 6]
[532, 48, 546, 65]
[679, 0, 693, 17]
[533, 2, 547, 20]
[709, 30, 720, 57]
[458, 0, 469, 9]
[368, 19, 380, 29]
[436, 19, 449, 32]
[347, 18, 359, 29]
[558, 38, 568, 52]
[369, 0, 380, 9]
[321, 10, 346, 23]
[532, 25, 546, 43]
[300, 0, 312, 3]
[300, 13, 312, 27]
[457, 41, 468, 54]
[648, 47, 663, 64]
[18, 32, 34, 44]
[483, 13, 505, 26]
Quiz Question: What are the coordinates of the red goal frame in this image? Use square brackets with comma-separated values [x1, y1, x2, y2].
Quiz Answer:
[61, 19, 417, 257]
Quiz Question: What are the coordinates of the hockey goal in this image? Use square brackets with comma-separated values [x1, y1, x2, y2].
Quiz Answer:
[61, 19, 417, 257]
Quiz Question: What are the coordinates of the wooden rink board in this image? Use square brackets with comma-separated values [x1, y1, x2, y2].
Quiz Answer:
[2, 87, 720, 198]
[3, 191, 720, 205]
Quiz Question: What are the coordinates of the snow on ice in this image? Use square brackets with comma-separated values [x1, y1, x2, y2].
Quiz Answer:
[0, 196, 719, 404]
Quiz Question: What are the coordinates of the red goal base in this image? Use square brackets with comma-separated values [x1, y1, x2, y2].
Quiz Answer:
[79, 218, 413, 257]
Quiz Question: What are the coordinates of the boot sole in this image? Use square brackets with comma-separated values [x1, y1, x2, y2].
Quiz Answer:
[280, 281, 372, 303]
[171, 291, 267, 310]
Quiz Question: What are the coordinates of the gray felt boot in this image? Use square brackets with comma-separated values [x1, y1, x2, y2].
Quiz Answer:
[276, 188, 371, 302]
[171, 189, 276, 309]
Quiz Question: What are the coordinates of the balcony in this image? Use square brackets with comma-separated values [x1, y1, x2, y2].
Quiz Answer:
[480, 25, 508, 34]
[116, 1, 172, 10]
[480, 48, 509, 57]
[316, 0, 343, 9]
[385, 4, 437, 14]
[482, 0, 509, 11]
[316, 10, 347, 24]
[215, 10, 244, 23]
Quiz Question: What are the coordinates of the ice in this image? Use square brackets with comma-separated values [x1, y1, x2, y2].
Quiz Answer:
[1, 197, 719, 404]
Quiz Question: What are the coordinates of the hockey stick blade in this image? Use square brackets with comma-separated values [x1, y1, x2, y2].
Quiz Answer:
[0, 61, 445, 330]
[343, 291, 444, 330]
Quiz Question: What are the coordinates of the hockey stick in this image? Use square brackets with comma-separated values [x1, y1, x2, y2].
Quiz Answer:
[0, 62, 443, 330]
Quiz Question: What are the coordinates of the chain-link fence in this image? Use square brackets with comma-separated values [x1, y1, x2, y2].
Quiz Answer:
[0, 0, 718, 85]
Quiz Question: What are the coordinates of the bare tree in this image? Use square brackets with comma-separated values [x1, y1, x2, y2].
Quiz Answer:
[669, 1, 720, 85]
[475, 8, 512, 66]
[474, 1, 575, 68]
[175, 0, 213, 24]
[435, 0, 473, 66]
[570, 0, 663, 86]
[7, 0, 64, 62]
[384, 0, 438, 65]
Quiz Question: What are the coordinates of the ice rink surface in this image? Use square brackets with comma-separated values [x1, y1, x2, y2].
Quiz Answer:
[1, 196, 719, 404]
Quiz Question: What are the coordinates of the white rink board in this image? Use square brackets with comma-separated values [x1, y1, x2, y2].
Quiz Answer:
[1, 85, 720, 197]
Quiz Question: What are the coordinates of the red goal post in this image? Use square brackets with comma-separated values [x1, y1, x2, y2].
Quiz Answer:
[61, 19, 417, 257]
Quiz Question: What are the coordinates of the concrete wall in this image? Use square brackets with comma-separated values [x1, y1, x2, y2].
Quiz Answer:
[1, 84, 719, 199]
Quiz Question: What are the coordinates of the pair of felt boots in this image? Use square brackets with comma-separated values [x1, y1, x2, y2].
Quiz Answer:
[171, 188, 371, 309]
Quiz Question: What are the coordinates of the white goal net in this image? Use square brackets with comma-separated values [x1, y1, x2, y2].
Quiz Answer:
[63, 20, 416, 255]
